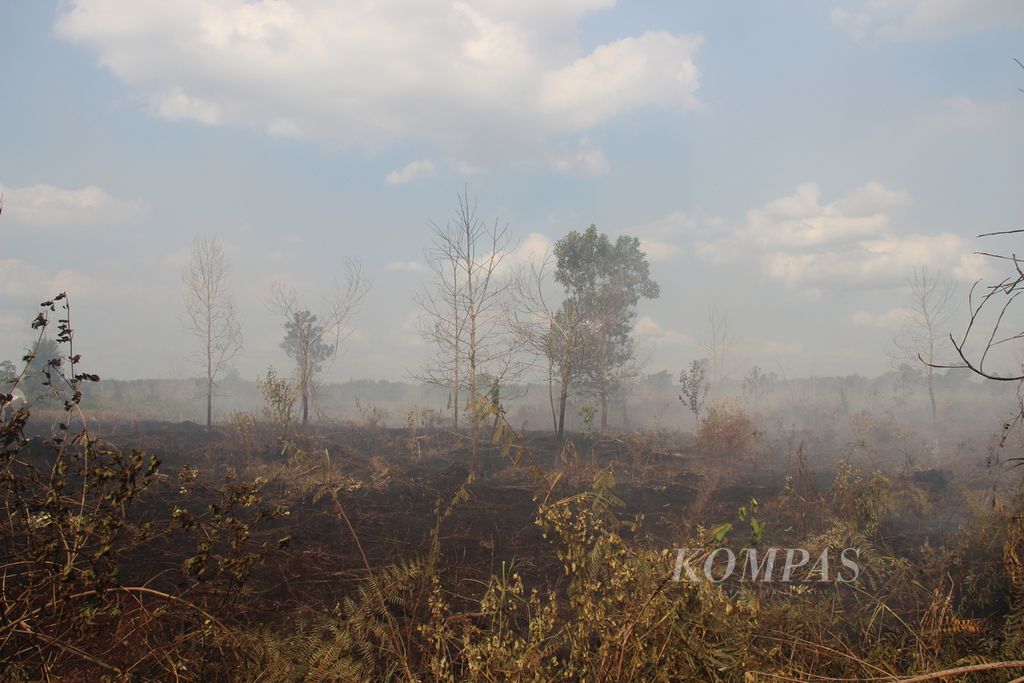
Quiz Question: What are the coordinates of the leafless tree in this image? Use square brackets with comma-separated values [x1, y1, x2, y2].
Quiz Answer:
[701, 304, 733, 388]
[510, 253, 578, 435]
[183, 236, 242, 426]
[892, 267, 956, 425]
[416, 191, 515, 471]
[268, 259, 369, 425]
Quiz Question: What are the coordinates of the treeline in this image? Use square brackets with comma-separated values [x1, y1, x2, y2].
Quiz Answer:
[3, 190, 1015, 444]
[56, 366, 1010, 436]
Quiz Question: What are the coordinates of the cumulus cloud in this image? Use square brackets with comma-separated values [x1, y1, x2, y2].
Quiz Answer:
[697, 181, 986, 291]
[699, 181, 911, 262]
[933, 97, 1011, 131]
[547, 140, 611, 176]
[756, 233, 986, 290]
[0, 182, 145, 230]
[633, 316, 692, 348]
[538, 32, 702, 129]
[500, 232, 554, 272]
[621, 210, 717, 263]
[385, 160, 437, 185]
[56, 1, 702, 173]
[831, 0, 1024, 41]
[636, 238, 683, 263]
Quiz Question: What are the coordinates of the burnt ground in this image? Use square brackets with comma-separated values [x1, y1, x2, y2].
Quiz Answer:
[19, 417, 975, 628]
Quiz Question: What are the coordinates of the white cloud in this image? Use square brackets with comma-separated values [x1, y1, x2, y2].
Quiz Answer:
[451, 160, 483, 175]
[697, 182, 987, 291]
[633, 316, 693, 348]
[500, 232, 554, 272]
[538, 32, 702, 130]
[851, 307, 915, 327]
[547, 140, 611, 176]
[637, 238, 683, 262]
[621, 210, 717, 263]
[830, 8, 872, 41]
[56, 1, 702, 173]
[933, 97, 1011, 131]
[0, 259, 98, 299]
[832, 0, 1024, 41]
[0, 182, 145, 230]
[385, 160, 437, 186]
[758, 233, 986, 290]
[385, 260, 426, 273]
[698, 181, 911, 263]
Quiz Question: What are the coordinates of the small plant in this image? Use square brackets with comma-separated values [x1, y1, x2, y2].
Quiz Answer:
[831, 461, 892, 536]
[578, 403, 599, 437]
[257, 366, 298, 439]
[710, 498, 766, 545]
[0, 294, 164, 678]
[353, 395, 387, 428]
[679, 359, 711, 421]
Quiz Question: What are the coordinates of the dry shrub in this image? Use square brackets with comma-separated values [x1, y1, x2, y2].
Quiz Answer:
[849, 408, 902, 445]
[697, 397, 757, 460]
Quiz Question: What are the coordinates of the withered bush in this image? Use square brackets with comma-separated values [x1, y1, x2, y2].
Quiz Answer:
[697, 397, 758, 460]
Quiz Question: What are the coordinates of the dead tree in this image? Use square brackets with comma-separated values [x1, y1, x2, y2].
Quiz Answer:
[928, 229, 1024, 466]
[416, 191, 513, 471]
[938, 232, 1024, 383]
[183, 236, 242, 426]
[701, 304, 733, 389]
[892, 267, 956, 425]
[268, 259, 369, 425]
[511, 253, 583, 436]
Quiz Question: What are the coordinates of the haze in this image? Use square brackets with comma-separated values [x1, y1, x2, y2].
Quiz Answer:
[1, 0, 1023, 386]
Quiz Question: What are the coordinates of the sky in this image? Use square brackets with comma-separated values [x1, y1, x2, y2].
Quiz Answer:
[1, 0, 1022, 383]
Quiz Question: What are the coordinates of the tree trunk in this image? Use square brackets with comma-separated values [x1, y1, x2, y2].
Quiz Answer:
[548, 359, 558, 432]
[452, 343, 460, 430]
[557, 365, 571, 441]
[302, 388, 309, 426]
[927, 367, 937, 426]
[600, 388, 608, 431]
[206, 309, 213, 427]
[206, 379, 213, 427]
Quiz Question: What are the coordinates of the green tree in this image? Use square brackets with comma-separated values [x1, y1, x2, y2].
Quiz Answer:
[268, 263, 369, 427]
[280, 310, 335, 426]
[552, 225, 659, 436]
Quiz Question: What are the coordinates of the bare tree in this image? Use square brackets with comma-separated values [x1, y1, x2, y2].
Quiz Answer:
[183, 236, 242, 426]
[701, 304, 733, 388]
[417, 191, 515, 471]
[510, 253, 583, 435]
[268, 259, 369, 425]
[892, 267, 956, 425]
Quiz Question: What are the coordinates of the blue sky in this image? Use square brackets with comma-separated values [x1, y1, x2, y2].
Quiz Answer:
[1, 0, 1022, 382]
